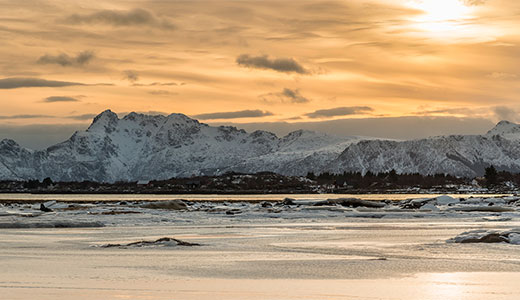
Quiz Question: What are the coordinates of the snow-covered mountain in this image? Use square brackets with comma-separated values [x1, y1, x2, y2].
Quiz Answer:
[0, 110, 361, 182]
[1, 110, 519, 181]
[328, 120, 520, 177]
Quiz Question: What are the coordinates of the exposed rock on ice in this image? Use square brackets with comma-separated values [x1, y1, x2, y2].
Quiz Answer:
[100, 237, 200, 248]
[447, 206, 515, 212]
[449, 229, 520, 244]
[140, 200, 188, 210]
[314, 198, 386, 208]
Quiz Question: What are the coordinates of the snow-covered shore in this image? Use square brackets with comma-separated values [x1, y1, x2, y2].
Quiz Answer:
[1, 194, 519, 229]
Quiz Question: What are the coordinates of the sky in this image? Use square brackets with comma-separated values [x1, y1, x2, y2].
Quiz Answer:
[0, 0, 519, 149]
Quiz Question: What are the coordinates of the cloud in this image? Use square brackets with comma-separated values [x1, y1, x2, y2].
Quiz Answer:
[488, 72, 517, 80]
[494, 106, 519, 122]
[0, 113, 95, 120]
[281, 88, 309, 103]
[148, 90, 177, 96]
[217, 117, 495, 141]
[260, 88, 310, 103]
[123, 70, 139, 82]
[43, 96, 80, 103]
[236, 54, 308, 74]
[0, 78, 85, 89]
[0, 123, 86, 150]
[68, 113, 98, 121]
[133, 82, 178, 86]
[37, 51, 95, 67]
[0, 114, 53, 120]
[193, 109, 273, 120]
[65, 8, 174, 29]
[305, 106, 374, 118]
[462, 0, 487, 6]
[413, 107, 473, 116]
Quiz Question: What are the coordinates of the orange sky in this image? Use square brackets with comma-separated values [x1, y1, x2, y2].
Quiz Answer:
[0, 0, 519, 147]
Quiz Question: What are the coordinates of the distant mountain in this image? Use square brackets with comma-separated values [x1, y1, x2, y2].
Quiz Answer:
[0, 110, 518, 181]
[0, 110, 360, 182]
[327, 120, 520, 177]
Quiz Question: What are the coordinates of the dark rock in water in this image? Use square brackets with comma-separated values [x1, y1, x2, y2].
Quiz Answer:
[140, 200, 188, 210]
[225, 209, 242, 215]
[459, 233, 507, 243]
[315, 198, 385, 208]
[282, 198, 296, 206]
[101, 237, 200, 248]
[449, 229, 520, 244]
[261, 201, 272, 208]
[39, 203, 53, 212]
[119, 201, 127, 205]
[400, 198, 431, 209]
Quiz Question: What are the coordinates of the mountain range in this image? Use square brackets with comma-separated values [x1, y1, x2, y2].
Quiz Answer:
[0, 110, 518, 182]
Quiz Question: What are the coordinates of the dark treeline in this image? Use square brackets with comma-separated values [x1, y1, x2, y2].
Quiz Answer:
[0, 172, 316, 194]
[306, 170, 466, 190]
[0, 166, 518, 194]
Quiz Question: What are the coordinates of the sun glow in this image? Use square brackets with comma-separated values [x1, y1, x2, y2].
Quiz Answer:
[407, 0, 474, 35]
[409, 0, 470, 22]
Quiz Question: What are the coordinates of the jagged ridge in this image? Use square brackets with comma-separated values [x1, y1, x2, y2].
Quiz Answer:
[0, 110, 360, 182]
[1, 110, 519, 181]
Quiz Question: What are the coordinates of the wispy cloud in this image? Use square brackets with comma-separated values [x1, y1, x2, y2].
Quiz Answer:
[0, 114, 53, 120]
[43, 96, 80, 103]
[194, 109, 273, 120]
[462, 0, 487, 6]
[260, 88, 310, 103]
[37, 51, 94, 67]
[305, 106, 374, 118]
[236, 54, 308, 74]
[122, 70, 139, 82]
[133, 82, 178, 86]
[148, 90, 177, 95]
[0, 78, 85, 89]
[68, 113, 98, 121]
[65, 8, 174, 29]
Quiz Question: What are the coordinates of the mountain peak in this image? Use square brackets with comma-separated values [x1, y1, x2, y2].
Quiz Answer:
[87, 109, 119, 133]
[487, 120, 520, 137]
[167, 113, 195, 121]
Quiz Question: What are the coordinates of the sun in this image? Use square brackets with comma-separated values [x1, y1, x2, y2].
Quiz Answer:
[408, 0, 470, 22]
[406, 0, 473, 34]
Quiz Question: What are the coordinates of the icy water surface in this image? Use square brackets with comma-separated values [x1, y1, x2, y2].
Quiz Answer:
[0, 193, 512, 202]
[1, 194, 520, 299]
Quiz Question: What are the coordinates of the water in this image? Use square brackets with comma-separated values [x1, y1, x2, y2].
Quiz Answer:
[1, 193, 520, 299]
[1, 220, 520, 299]
[0, 193, 513, 202]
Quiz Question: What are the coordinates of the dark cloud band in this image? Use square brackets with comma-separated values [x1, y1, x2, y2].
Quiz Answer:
[193, 109, 273, 120]
[0, 78, 85, 89]
[37, 51, 94, 67]
[43, 96, 80, 103]
[236, 54, 307, 74]
[65, 8, 174, 29]
[305, 106, 374, 118]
